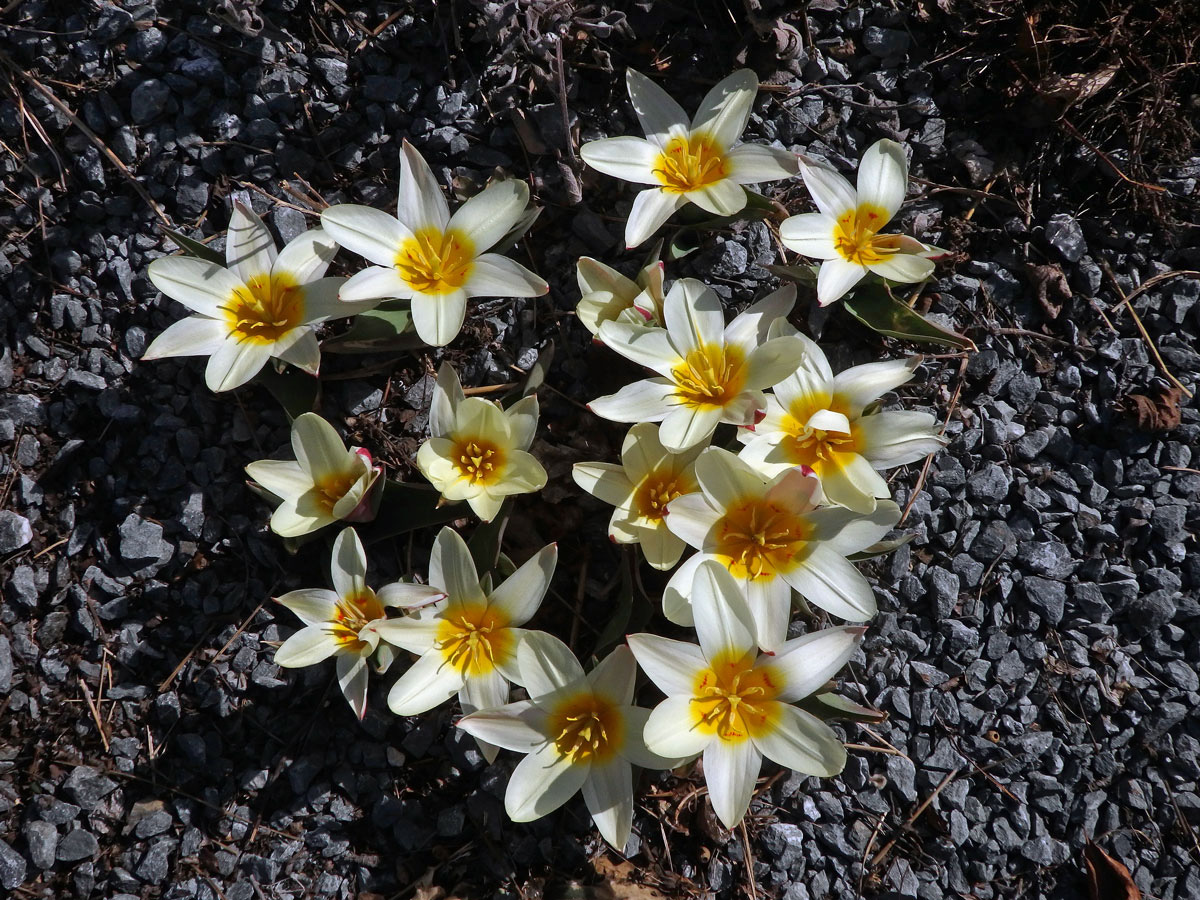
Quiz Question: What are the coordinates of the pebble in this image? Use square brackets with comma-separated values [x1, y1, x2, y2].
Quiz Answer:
[130, 79, 170, 123]
[24, 820, 58, 870]
[0, 511, 33, 553]
[56, 829, 99, 862]
[1045, 214, 1087, 263]
[63, 765, 118, 810]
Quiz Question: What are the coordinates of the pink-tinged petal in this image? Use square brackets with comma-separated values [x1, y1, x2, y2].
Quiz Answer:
[855, 139, 908, 224]
[703, 738, 762, 829]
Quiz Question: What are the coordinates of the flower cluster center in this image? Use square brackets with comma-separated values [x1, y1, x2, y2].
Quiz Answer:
[333, 589, 384, 648]
[395, 227, 474, 295]
[833, 204, 903, 266]
[547, 693, 623, 764]
[691, 653, 781, 742]
[635, 471, 691, 521]
[452, 437, 506, 486]
[672, 343, 746, 408]
[224, 273, 305, 344]
[314, 469, 358, 514]
[653, 133, 728, 193]
[783, 409, 860, 467]
[715, 498, 810, 580]
[437, 606, 511, 677]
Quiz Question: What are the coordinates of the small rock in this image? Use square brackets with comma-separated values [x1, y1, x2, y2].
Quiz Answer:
[118, 514, 168, 562]
[967, 463, 1009, 502]
[863, 26, 909, 57]
[1022, 576, 1067, 624]
[1045, 214, 1086, 263]
[130, 79, 170, 124]
[0, 838, 25, 888]
[0, 636, 11, 693]
[56, 829, 99, 862]
[63, 765, 118, 810]
[24, 820, 58, 870]
[0, 511, 33, 553]
[761, 822, 806, 871]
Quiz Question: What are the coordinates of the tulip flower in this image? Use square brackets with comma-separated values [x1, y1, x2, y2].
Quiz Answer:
[416, 363, 548, 522]
[629, 561, 862, 829]
[572, 422, 705, 570]
[373, 527, 557, 760]
[662, 447, 899, 650]
[273, 528, 444, 718]
[779, 139, 943, 305]
[321, 141, 547, 347]
[581, 69, 798, 247]
[245, 412, 383, 538]
[589, 280, 805, 452]
[575, 255, 666, 336]
[738, 328, 946, 513]
[144, 202, 362, 391]
[458, 634, 677, 849]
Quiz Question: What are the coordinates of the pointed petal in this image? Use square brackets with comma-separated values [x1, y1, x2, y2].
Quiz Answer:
[722, 285, 797, 352]
[457, 699, 547, 751]
[807, 499, 900, 555]
[754, 705, 847, 776]
[588, 378, 675, 424]
[725, 142, 799, 183]
[785, 545, 877, 621]
[449, 179, 529, 253]
[430, 527, 486, 606]
[377, 583, 445, 609]
[661, 553, 704, 627]
[430, 363, 465, 436]
[337, 653, 370, 719]
[274, 227, 338, 282]
[410, 289, 467, 347]
[291, 413, 350, 480]
[369, 614, 442, 655]
[664, 277, 724, 356]
[320, 204, 411, 268]
[772, 626, 866, 702]
[300, 277, 358, 323]
[339, 265, 414, 302]
[583, 760, 634, 850]
[815, 257, 867, 306]
[620, 421, 674, 482]
[505, 742, 589, 822]
[579, 136, 660, 184]
[658, 404, 724, 453]
[460, 669, 511, 715]
[867, 252, 936, 285]
[397, 140, 450, 233]
[330, 528, 368, 599]
[806, 409, 852, 434]
[742, 574, 791, 653]
[226, 201, 277, 281]
[516, 630, 584, 697]
[686, 178, 746, 216]
[626, 633, 706, 696]
[620, 705, 686, 769]
[269, 495, 330, 537]
[204, 336, 271, 392]
[246, 459, 310, 498]
[587, 645, 638, 705]
[855, 139, 908, 223]
[148, 256, 241, 318]
[275, 588, 340, 626]
[491, 450, 547, 497]
[798, 156, 857, 219]
[662, 492, 718, 549]
[779, 213, 840, 260]
[690, 562, 757, 661]
[572, 462, 634, 507]
[691, 69, 758, 149]
[693, 447, 765, 509]
[625, 189, 685, 249]
[143, 316, 228, 360]
[577, 256, 640, 298]
[386, 651, 464, 715]
[274, 624, 340, 667]
[625, 68, 689, 148]
[465, 253, 547, 298]
[275, 328, 321, 375]
[857, 410, 946, 468]
[642, 695, 710, 759]
[817, 452, 887, 513]
[505, 394, 540, 450]
[703, 738, 761, 829]
[489, 543, 557, 626]
[597, 321, 678, 378]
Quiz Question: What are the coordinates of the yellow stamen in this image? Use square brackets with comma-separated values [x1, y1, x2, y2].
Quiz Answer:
[313, 470, 358, 515]
[634, 469, 694, 521]
[780, 399, 860, 470]
[690, 651, 782, 742]
[451, 437, 505, 486]
[671, 343, 747, 409]
[713, 498, 810, 580]
[395, 227, 474, 295]
[331, 588, 384, 651]
[653, 133, 728, 194]
[833, 204, 905, 266]
[436, 605, 512, 677]
[547, 692, 624, 764]
[222, 272, 305, 344]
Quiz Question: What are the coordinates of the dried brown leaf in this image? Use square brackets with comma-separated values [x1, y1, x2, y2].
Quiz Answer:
[1124, 386, 1184, 432]
[591, 858, 672, 900]
[1084, 839, 1140, 900]
[1025, 262, 1072, 318]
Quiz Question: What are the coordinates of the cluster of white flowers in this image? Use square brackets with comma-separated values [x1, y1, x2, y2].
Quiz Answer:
[141, 67, 951, 848]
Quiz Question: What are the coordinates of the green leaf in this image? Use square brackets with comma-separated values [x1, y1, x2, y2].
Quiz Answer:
[161, 227, 224, 265]
[847, 532, 917, 562]
[253, 364, 319, 419]
[841, 280, 976, 350]
[667, 229, 701, 261]
[359, 480, 464, 543]
[321, 304, 424, 354]
[468, 505, 509, 578]
[797, 692, 888, 724]
[767, 262, 819, 289]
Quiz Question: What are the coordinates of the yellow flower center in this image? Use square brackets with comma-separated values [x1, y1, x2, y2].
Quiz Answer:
[671, 343, 747, 409]
[452, 437, 506, 486]
[223, 272, 305, 344]
[691, 651, 782, 742]
[780, 400, 861, 469]
[313, 469, 358, 515]
[395, 227, 474, 295]
[833, 204, 906, 266]
[713, 497, 810, 580]
[547, 692, 624, 764]
[653, 133, 728, 193]
[331, 589, 384, 651]
[634, 469, 694, 521]
[436, 605, 513, 677]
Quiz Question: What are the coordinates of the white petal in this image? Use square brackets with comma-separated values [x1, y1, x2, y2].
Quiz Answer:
[148, 256, 242, 318]
[275, 588, 340, 625]
[690, 562, 757, 661]
[337, 653, 370, 720]
[691, 69, 758, 150]
[579, 136, 661, 183]
[867, 252, 936, 285]
[397, 140, 450, 233]
[142, 316, 228, 360]
[771, 626, 866, 702]
[703, 738, 761, 829]
[642, 695, 710, 759]
[204, 337, 271, 392]
[506, 741, 589, 822]
[779, 213, 840, 260]
[798, 156, 857, 219]
[817, 452, 888, 513]
[620, 705, 687, 769]
[246, 458, 310, 498]
[386, 651, 464, 715]
[816, 257, 867, 306]
[449, 179, 529, 253]
[597, 321, 678, 378]
[742, 574, 792, 653]
[226, 201, 278, 282]
[857, 410, 945, 468]
[299, 277, 356, 324]
[583, 760, 634, 850]
[320, 205, 410, 268]
[465, 253, 547, 298]
[808, 500, 900, 555]
[505, 394, 539, 450]
[410, 289, 467, 347]
[275, 328, 321, 375]
[724, 143, 798, 183]
[620, 421, 678, 483]
[291, 413, 350, 480]
[722, 285, 797, 352]
[457, 700, 547, 751]
[269, 496, 330, 538]
[587, 645, 638, 705]
[663, 493, 719, 549]
[664, 277, 724, 356]
[693, 447, 765, 509]
[431, 362, 465, 437]
[339, 265, 414, 302]
[806, 408, 852, 434]
[330, 528, 368, 599]
[658, 404, 724, 453]
[572, 462, 633, 507]
[429, 527, 486, 606]
[377, 583, 445, 609]
[369, 614, 442, 655]
[833, 358, 921, 415]
[588, 378, 675, 424]
[274, 227, 338, 282]
[855, 139, 908, 224]
[661, 553, 704, 626]
[785, 545, 877, 621]
[625, 68, 689, 148]
[685, 178, 746, 216]
[626, 633, 706, 696]
[625, 189, 684, 249]
[489, 544, 557, 627]
[753, 705, 847, 777]
[274, 624, 340, 667]
[460, 669, 511, 715]
[516, 631, 584, 697]
[577, 257, 639, 298]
